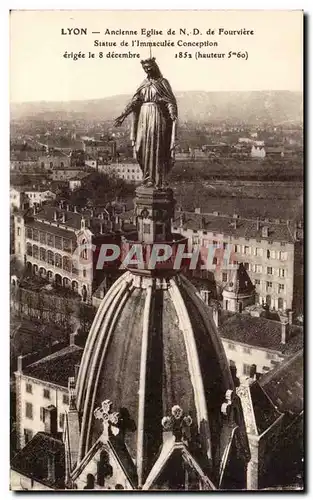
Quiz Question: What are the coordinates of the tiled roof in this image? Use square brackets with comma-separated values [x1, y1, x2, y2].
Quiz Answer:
[25, 206, 122, 237]
[218, 311, 303, 355]
[23, 344, 83, 388]
[11, 432, 65, 489]
[260, 350, 303, 414]
[173, 211, 296, 244]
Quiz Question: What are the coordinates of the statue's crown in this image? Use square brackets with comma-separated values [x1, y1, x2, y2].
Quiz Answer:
[141, 57, 156, 65]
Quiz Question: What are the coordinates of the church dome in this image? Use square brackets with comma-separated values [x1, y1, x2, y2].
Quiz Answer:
[76, 270, 235, 486]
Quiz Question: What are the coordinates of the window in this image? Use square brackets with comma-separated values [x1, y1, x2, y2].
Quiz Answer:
[63, 394, 69, 405]
[267, 267, 273, 275]
[223, 242, 228, 250]
[40, 407, 46, 422]
[59, 413, 65, 429]
[47, 251, 54, 265]
[47, 233, 54, 246]
[26, 383, 32, 394]
[25, 402, 33, 419]
[234, 244, 239, 253]
[256, 248, 263, 257]
[222, 272, 228, 282]
[243, 363, 251, 376]
[244, 262, 250, 271]
[228, 343, 236, 351]
[33, 245, 39, 259]
[26, 243, 32, 256]
[213, 257, 218, 265]
[43, 389, 50, 399]
[270, 250, 276, 259]
[244, 246, 250, 255]
[39, 231, 46, 244]
[26, 227, 32, 239]
[266, 281, 272, 289]
[33, 229, 39, 241]
[17, 227, 21, 236]
[281, 242, 286, 247]
[243, 347, 251, 354]
[24, 429, 33, 444]
[55, 236, 62, 250]
[143, 223, 150, 234]
[254, 279, 260, 285]
[256, 265, 262, 273]
[279, 268, 286, 278]
[278, 283, 285, 293]
[83, 269, 86, 278]
[213, 240, 218, 248]
[267, 249, 270, 259]
[263, 366, 270, 372]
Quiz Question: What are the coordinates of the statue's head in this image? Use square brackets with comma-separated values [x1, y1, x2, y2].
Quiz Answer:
[141, 57, 162, 78]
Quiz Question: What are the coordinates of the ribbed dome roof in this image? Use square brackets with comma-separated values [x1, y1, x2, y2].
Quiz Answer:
[76, 270, 234, 486]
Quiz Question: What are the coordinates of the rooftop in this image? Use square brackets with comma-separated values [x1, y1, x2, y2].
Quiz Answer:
[23, 344, 83, 388]
[260, 350, 303, 414]
[173, 211, 296, 244]
[25, 205, 124, 237]
[11, 432, 65, 489]
[218, 310, 303, 355]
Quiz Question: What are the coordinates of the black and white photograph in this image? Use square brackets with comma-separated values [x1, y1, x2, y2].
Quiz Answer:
[9, 9, 303, 491]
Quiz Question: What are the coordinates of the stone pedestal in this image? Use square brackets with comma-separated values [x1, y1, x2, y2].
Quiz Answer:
[134, 186, 176, 244]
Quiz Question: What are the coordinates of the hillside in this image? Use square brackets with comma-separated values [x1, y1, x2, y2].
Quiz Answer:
[11, 90, 303, 124]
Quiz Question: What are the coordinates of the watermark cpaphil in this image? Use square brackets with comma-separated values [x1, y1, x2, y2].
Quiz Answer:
[72, 242, 239, 271]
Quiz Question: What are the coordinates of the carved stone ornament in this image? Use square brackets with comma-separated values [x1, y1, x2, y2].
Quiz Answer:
[94, 399, 120, 441]
[161, 405, 192, 442]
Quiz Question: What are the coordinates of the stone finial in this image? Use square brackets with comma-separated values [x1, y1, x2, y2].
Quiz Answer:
[161, 405, 192, 443]
[221, 389, 236, 425]
[94, 400, 120, 441]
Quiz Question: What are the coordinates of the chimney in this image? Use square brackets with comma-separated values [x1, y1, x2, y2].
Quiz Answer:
[70, 331, 77, 346]
[53, 211, 58, 221]
[288, 310, 293, 326]
[44, 405, 57, 435]
[99, 212, 104, 220]
[194, 207, 201, 214]
[179, 213, 185, 227]
[61, 212, 66, 223]
[213, 211, 219, 216]
[262, 225, 269, 238]
[100, 222, 105, 235]
[213, 306, 219, 328]
[233, 219, 237, 230]
[200, 216, 206, 230]
[279, 314, 289, 344]
[256, 217, 260, 231]
[17, 355, 23, 373]
[249, 364, 257, 380]
[74, 364, 80, 381]
[74, 206, 78, 213]
[233, 213, 239, 219]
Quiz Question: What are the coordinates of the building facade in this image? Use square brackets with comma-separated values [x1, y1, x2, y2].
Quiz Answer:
[13, 204, 122, 300]
[15, 339, 83, 450]
[172, 210, 299, 312]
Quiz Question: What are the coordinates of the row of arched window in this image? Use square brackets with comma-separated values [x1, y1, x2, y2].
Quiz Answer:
[26, 243, 72, 271]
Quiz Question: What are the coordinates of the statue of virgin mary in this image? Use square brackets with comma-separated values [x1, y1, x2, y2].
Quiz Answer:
[114, 58, 177, 188]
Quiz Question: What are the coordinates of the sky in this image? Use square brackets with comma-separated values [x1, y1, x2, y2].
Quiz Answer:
[10, 10, 303, 102]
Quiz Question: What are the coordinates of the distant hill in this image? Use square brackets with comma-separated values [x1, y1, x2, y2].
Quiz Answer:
[11, 90, 303, 124]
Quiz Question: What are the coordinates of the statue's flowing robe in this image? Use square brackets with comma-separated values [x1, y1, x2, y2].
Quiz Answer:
[124, 77, 177, 187]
